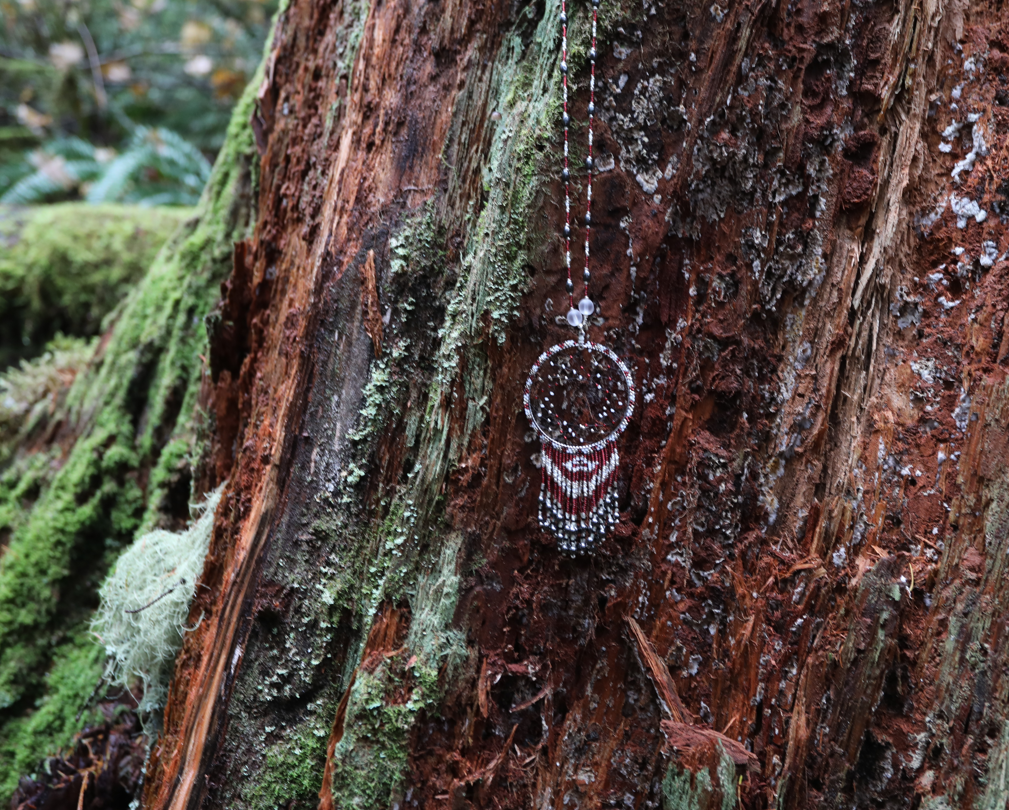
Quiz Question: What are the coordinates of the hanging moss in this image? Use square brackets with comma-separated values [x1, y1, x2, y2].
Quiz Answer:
[92, 486, 223, 714]
[0, 203, 190, 370]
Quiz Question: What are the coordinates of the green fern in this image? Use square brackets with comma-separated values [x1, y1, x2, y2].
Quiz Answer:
[83, 145, 147, 203]
[1, 128, 211, 206]
[1, 171, 68, 206]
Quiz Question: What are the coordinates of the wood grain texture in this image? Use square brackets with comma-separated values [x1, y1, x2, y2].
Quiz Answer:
[133, 0, 1009, 807]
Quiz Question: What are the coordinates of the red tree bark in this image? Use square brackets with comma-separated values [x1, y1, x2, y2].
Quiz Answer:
[123, 0, 1009, 808]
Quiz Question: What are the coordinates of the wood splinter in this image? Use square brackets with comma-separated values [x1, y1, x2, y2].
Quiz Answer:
[626, 616, 758, 771]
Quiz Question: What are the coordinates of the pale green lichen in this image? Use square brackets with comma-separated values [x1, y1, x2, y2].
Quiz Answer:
[924, 379, 1009, 810]
[662, 744, 738, 810]
[323, 534, 466, 810]
[289, 5, 564, 807]
[664, 763, 714, 810]
[91, 486, 223, 713]
[345, 341, 409, 450]
[435, 17, 558, 364]
[204, 0, 566, 805]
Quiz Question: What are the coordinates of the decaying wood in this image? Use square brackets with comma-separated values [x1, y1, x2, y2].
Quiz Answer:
[630, 616, 758, 770]
[627, 616, 691, 724]
[660, 722, 759, 772]
[360, 249, 383, 357]
[109, 0, 1009, 807]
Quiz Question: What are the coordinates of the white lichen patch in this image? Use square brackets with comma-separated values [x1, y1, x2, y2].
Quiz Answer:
[911, 359, 938, 384]
[952, 389, 972, 432]
[951, 118, 987, 180]
[980, 241, 998, 268]
[950, 194, 986, 228]
[91, 485, 223, 713]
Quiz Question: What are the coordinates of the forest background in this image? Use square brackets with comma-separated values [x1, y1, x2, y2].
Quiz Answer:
[0, 0, 271, 795]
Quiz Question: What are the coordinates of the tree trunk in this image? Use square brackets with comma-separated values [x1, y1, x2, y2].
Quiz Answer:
[6, 0, 1009, 808]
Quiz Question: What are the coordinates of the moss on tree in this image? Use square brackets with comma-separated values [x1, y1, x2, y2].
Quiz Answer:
[0, 203, 190, 369]
[234, 1, 565, 803]
[0, 58, 262, 799]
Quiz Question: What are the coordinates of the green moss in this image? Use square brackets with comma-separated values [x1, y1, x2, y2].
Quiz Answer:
[313, 535, 466, 808]
[0, 203, 190, 369]
[661, 744, 738, 810]
[324, 666, 414, 810]
[258, 9, 564, 808]
[435, 12, 558, 383]
[0, 627, 104, 785]
[0, 32, 264, 800]
[251, 728, 331, 810]
[199, 0, 566, 805]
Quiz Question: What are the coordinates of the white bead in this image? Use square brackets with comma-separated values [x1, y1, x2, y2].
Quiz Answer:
[566, 308, 584, 327]
[578, 297, 595, 316]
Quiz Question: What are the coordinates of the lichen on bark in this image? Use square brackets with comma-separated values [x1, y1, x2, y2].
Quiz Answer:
[22, 0, 1009, 808]
[205, 1, 570, 804]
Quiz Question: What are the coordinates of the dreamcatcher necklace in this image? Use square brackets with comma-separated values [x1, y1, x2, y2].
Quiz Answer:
[524, 0, 635, 555]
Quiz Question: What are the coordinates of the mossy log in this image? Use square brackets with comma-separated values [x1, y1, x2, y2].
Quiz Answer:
[7, 0, 1009, 808]
[0, 203, 190, 369]
[0, 98, 258, 795]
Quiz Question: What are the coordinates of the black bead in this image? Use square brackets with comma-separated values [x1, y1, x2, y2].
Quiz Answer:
[563, 223, 571, 236]
[583, 269, 591, 281]
[561, 61, 568, 73]
[585, 156, 593, 169]
[562, 113, 570, 126]
[561, 168, 570, 181]
[589, 48, 597, 60]
[560, 12, 567, 23]
[591, 0, 599, 7]
[584, 211, 591, 224]
[588, 102, 595, 115]
[566, 279, 574, 292]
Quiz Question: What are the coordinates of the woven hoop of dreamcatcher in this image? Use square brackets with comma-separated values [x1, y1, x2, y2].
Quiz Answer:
[524, 339, 635, 553]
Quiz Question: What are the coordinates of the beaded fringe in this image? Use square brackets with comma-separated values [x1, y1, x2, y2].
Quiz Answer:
[538, 440, 619, 554]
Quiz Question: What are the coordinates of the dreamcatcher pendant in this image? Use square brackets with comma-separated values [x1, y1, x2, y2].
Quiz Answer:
[525, 0, 633, 553]
[525, 336, 635, 554]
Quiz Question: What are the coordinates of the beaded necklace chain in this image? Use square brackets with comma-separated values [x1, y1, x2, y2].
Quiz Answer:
[560, 0, 599, 327]
[523, 0, 635, 555]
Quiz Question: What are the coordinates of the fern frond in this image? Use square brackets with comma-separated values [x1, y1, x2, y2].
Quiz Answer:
[62, 159, 104, 182]
[0, 171, 67, 204]
[43, 137, 97, 161]
[84, 147, 149, 203]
